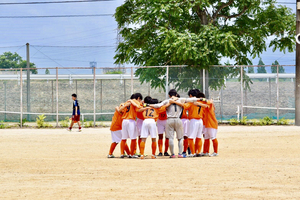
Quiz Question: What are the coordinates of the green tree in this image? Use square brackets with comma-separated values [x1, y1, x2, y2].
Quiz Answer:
[257, 58, 267, 73]
[0, 52, 37, 74]
[114, 1, 295, 94]
[271, 60, 285, 73]
[45, 68, 50, 74]
[248, 67, 254, 73]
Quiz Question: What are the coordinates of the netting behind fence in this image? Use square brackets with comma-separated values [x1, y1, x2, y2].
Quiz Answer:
[0, 65, 296, 125]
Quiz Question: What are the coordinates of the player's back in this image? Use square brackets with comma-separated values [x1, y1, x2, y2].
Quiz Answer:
[142, 107, 159, 120]
[110, 111, 123, 131]
[185, 102, 204, 119]
[205, 102, 218, 129]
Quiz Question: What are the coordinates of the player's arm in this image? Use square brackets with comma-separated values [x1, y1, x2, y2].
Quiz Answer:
[128, 99, 140, 108]
[138, 107, 149, 112]
[169, 99, 184, 107]
[118, 102, 131, 112]
[193, 101, 209, 108]
[74, 101, 78, 116]
[149, 100, 168, 108]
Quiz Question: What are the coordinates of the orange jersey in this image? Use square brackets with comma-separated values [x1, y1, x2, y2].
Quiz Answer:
[110, 103, 125, 131]
[142, 106, 166, 120]
[181, 107, 188, 119]
[137, 102, 144, 120]
[204, 101, 218, 129]
[122, 101, 142, 120]
[184, 102, 205, 120]
[158, 105, 168, 120]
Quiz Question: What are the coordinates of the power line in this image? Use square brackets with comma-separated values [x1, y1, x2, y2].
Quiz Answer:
[31, 45, 115, 48]
[0, 0, 112, 5]
[0, 14, 113, 18]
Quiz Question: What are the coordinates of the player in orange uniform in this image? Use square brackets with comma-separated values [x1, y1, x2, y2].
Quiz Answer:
[119, 94, 142, 158]
[135, 93, 144, 156]
[184, 89, 208, 157]
[107, 103, 131, 158]
[178, 94, 190, 156]
[138, 96, 169, 159]
[201, 99, 218, 157]
[153, 98, 170, 156]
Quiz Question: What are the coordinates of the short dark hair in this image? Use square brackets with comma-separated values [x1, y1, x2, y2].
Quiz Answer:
[188, 89, 197, 97]
[151, 98, 159, 104]
[176, 93, 181, 98]
[130, 94, 136, 99]
[168, 89, 177, 97]
[144, 96, 152, 104]
[135, 93, 143, 101]
[72, 93, 77, 98]
[197, 92, 206, 98]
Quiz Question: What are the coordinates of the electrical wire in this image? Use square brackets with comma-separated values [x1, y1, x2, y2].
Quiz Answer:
[0, 0, 112, 5]
[0, 14, 113, 18]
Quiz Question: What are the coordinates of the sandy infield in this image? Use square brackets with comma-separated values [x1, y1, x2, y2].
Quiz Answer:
[1, 126, 300, 200]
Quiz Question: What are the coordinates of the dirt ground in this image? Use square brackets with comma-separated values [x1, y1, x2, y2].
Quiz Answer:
[1, 126, 300, 200]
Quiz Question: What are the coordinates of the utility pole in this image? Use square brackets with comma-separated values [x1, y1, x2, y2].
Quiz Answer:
[296, 1, 300, 126]
[26, 43, 31, 121]
[116, 28, 123, 73]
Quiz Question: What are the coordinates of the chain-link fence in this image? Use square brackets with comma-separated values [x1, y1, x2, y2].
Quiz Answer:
[0, 65, 296, 127]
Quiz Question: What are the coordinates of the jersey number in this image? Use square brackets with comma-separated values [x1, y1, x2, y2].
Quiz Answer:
[146, 109, 154, 117]
[197, 106, 201, 115]
[126, 106, 131, 113]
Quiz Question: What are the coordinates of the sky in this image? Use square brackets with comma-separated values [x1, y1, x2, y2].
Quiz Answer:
[0, 0, 297, 74]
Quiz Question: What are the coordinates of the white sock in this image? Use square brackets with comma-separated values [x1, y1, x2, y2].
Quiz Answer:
[169, 138, 175, 155]
[178, 138, 183, 154]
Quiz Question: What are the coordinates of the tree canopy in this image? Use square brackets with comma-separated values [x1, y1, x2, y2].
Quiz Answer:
[0, 52, 37, 74]
[271, 60, 285, 73]
[257, 58, 267, 74]
[114, 0, 295, 93]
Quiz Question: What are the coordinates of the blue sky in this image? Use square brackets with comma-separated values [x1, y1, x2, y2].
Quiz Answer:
[0, 0, 296, 74]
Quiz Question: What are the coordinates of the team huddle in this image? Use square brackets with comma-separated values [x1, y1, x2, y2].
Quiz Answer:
[108, 89, 219, 159]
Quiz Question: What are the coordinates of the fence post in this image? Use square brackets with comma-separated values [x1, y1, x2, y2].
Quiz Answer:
[93, 67, 96, 127]
[276, 65, 279, 123]
[240, 66, 244, 120]
[131, 67, 133, 95]
[203, 69, 205, 94]
[166, 66, 169, 99]
[56, 67, 59, 127]
[20, 68, 23, 128]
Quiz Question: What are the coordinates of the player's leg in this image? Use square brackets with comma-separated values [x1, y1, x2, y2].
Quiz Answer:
[164, 137, 169, 156]
[149, 120, 157, 159]
[158, 134, 163, 156]
[187, 119, 197, 157]
[175, 118, 185, 158]
[120, 120, 130, 158]
[126, 119, 137, 158]
[195, 119, 204, 156]
[76, 115, 82, 131]
[140, 120, 150, 159]
[108, 130, 122, 158]
[209, 128, 218, 157]
[166, 119, 175, 158]
[68, 116, 75, 131]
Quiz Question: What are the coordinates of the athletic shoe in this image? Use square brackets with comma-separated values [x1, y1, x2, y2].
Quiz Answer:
[182, 152, 187, 156]
[140, 155, 145, 159]
[178, 154, 186, 158]
[135, 153, 141, 157]
[127, 155, 133, 158]
[107, 154, 115, 158]
[78, 129, 82, 132]
[132, 155, 139, 158]
[209, 152, 218, 157]
[151, 155, 156, 159]
[169, 154, 176, 158]
[164, 152, 170, 156]
[196, 154, 202, 157]
[187, 154, 196, 158]
[120, 155, 125, 159]
[158, 152, 163, 156]
[66, 128, 71, 132]
[203, 153, 210, 157]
